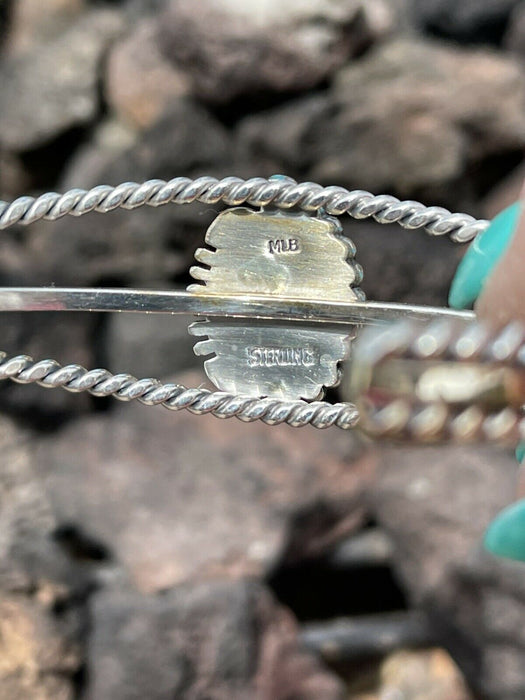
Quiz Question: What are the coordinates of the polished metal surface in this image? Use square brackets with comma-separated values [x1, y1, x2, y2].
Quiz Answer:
[0, 287, 477, 326]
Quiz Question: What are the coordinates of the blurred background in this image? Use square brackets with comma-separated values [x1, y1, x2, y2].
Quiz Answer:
[1, 0, 525, 698]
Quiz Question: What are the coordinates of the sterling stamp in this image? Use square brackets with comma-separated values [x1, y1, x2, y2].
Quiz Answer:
[188, 207, 362, 400]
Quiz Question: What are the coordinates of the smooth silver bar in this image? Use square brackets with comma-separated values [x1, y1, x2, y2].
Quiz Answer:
[0, 287, 475, 328]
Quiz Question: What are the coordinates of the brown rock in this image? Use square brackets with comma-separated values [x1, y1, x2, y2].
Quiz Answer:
[4, 0, 86, 58]
[0, 594, 79, 700]
[0, 416, 85, 699]
[315, 39, 525, 196]
[106, 312, 200, 379]
[86, 580, 345, 700]
[159, 0, 396, 103]
[106, 19, 190, 130]
[0, 9, 124, 150]
[377, 648, 472, 700]
[369, 445, 516, 602]
[31, 99, 232, 287]
[34, 369, 371, 593]
[0, 150, 32, 199]
[368, 444, 525, 698]
[240, 38, 525, 203]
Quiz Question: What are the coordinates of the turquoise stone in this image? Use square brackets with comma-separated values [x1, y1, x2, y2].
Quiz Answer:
[484, 499, 525, 561]
[449, 202, 521, 309]
[517, 444, 525, 464]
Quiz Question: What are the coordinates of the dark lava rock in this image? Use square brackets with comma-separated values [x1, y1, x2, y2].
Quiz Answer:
[0, 415, 88, 699]
[239, 38, 525, 204]
[30, 99, 233, 288]
[0, 311, 99, 423]
[105, 312, 200, 379]
[0, 9, 124, 151]
[368, 444, 525, 699]
[86, 580, 345, 700]
[411, 0, 522, 46]
[344, 220, 460, 306]
[34, 369, 371, 593]
[158, 0, 395, 103]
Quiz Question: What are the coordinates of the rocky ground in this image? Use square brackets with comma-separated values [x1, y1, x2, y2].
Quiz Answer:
[1, 1, 525, 698]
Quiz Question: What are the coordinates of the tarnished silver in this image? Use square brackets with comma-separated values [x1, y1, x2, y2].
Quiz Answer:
[347, 319, 525, 444]
[191, 320, 353, 400]
[189, 207, 361, 399]
[188, 207, 363, 299]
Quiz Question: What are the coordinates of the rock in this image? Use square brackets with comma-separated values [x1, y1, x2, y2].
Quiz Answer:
[0, 593, 79, 700]
[31, 99, 232, 287]
[377, 648, 472, 700]
[159, 0, 396, 103]
[368, 444, 516, 604]
[34, 369, 371, 593]
[0, 415, 86, 699]
[505, 3, 525, 56]
[368, 444, 525, 699]
[86, 580, 345, 700]
[240, 39, 525, 204]
[342, 220, 459, 306]
[3, 0, 86, 58]
[0, 9, 124, 151]
[482, 162, 525, 220]
[321, 39, 525, 199]
[412, 0, 521, 45]
[105, 19, 190, 130]
[442, 554, 525, 699]
[54, 117, 138, 190]
[237, 95, 331, 173]
[0, 150, 33, 199]
[0, 311, 99, 423]
[106, 312, 200, 379]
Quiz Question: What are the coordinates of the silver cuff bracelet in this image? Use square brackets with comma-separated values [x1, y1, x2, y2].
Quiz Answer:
[1, 174, 521, 444]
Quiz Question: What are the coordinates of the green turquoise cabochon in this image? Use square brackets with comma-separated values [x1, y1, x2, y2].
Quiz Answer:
[484, 498, 525, 561]
[449, 202, 521, 309]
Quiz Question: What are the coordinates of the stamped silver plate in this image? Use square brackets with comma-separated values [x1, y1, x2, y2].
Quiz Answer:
[188, 207, 362, 400]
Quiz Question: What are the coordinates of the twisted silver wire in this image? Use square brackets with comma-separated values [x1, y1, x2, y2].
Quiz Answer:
[0, 175, 488, 242]
[0, 352, 359, 430]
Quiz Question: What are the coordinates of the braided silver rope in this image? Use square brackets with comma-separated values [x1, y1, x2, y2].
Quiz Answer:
[0, 352, 359, 430]
[0, 175, 488, 242]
